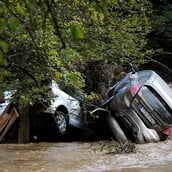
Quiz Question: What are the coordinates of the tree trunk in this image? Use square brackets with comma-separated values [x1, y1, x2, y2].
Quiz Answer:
[18, 107, 30, 143]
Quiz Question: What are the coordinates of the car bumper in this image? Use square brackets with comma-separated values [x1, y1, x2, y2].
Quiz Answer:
[117, 109, 160, 144]
[69, 113, 85, 129]
[128, 109, 160, 143]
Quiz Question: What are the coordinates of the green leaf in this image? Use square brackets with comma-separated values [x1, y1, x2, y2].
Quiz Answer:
[16, 2, 26, 16]
[110, 0, 118, 5]
[131, 14, 138, 26]
[70, 24, 84, 40]
[129, 0, 136, 4]
[0, 2, 5, 15]
[8, 16, 22, 33]
[0, 50, 3, 59]
[164, 11, 172, 19]
[0, 18, 7, 33]
[0, 50, 8, 66]
[0, 40, 9, 53]
[143, 13, 150, 26]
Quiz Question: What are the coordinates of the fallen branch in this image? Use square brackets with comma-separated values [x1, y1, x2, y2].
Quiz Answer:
[145, 56, 172, 73]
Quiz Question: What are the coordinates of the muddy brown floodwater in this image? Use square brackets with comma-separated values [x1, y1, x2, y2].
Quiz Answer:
[0, 137, 172, 172]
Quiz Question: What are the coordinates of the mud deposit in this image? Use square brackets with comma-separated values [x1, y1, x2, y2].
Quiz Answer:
[0, 138, 172, 172]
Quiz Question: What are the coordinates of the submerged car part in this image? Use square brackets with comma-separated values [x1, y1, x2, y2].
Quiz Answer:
[95, 69, 172, 144]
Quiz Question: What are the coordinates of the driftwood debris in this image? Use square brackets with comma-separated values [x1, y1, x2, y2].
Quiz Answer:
[0, 103, 19, 142]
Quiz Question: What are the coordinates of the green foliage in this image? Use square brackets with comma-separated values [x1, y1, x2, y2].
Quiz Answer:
[0, 1, 5, 15]
[151, 1, 172, 50]
[0, 18, 7, 33]
[62, 70, 85, 89]
[146, 0, 172, 73]
[60, 0, 153, 66]
[70, 24, 84, 40]
[8, 16, 23, 33]
[0, 40, 8, 53]
[0, 0, 87, 108]
[16, 2, 26, 16]
[1, 0, 169, 110]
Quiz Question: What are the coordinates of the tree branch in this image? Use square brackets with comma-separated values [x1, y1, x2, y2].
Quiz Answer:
[6, 53, 39, 87]
[45, 0, 66, 49]
[145, 56, 172, 73]
[161, 51, 172, 56]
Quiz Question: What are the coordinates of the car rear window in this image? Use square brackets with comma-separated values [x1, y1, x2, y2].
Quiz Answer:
[141, 86, 172, 124]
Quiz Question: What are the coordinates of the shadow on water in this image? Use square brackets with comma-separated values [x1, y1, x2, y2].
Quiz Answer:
[2, 112, 112, 143]
[29, 114, 113, 143]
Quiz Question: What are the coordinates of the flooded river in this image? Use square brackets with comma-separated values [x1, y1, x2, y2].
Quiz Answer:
[0, 137, 172, 172]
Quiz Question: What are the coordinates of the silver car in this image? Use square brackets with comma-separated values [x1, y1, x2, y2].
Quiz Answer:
[0, 80, 85, 137]
[43, 80, 84, 135]
[105, 69, 172, 143]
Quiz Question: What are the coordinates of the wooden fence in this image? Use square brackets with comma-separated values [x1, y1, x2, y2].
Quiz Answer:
[0, 103, 19, 142]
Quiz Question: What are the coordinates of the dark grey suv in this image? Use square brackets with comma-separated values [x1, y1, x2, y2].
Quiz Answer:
[103, 69, 172, 143]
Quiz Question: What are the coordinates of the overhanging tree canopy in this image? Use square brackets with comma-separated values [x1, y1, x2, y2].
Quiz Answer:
[0, 0, 154, 104]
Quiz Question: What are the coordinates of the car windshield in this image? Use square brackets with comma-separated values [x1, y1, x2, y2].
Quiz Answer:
[141, 86, 172, 124]
[137, 70, 153, 84]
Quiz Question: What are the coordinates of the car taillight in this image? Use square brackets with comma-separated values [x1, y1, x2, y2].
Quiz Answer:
[163, 127, 172, 136]
[129, 84, 142, 97]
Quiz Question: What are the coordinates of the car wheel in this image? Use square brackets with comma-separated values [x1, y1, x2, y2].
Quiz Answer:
[54, 111, 68, 135]
[159, 132, 168, 141]
[106, 114, 128, 144]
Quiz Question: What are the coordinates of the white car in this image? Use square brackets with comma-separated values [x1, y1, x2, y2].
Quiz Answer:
[43, 80, 84, 135]
[0, 80, 85, 136]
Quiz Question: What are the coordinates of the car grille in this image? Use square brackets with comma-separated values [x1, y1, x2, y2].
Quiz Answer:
[132, 98, 158, 129]
[137, 104, 156, 125]
[132, 99, 158, 130]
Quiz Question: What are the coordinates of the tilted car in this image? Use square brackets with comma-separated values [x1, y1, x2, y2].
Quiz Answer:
[106, 69, 172, 143]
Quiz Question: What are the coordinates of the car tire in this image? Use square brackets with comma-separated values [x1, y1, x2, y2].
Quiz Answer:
[159, 132, 168, 141]
[106, 114, 128, 144]
[53, 111, 68, 135]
